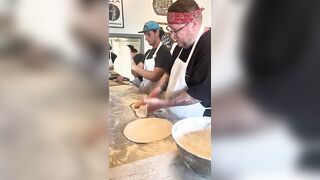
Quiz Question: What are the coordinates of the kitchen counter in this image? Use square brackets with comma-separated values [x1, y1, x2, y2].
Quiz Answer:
[109, 83, 180, 168]
[109, 82, 211, 179]
[109, 151, 209, 180]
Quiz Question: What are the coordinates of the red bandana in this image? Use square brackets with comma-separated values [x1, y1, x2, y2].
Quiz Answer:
[167, 8, 204, 24]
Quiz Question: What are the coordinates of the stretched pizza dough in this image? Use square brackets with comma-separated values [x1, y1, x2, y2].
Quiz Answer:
[124, 118, 173, 143]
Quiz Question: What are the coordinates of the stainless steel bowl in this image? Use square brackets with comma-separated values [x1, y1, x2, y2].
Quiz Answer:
[172, 117, 211, 178]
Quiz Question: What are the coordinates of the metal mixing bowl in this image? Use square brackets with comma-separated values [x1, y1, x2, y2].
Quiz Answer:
[172, 117, 211, 178]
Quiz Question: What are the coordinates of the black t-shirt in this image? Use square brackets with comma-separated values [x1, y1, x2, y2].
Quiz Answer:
[133, 53, 144, 65]
[144, 45, 173, 73]
[171, 29, 211, 116]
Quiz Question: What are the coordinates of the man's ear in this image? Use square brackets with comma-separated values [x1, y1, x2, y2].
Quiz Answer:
[192, 19, 197, 27]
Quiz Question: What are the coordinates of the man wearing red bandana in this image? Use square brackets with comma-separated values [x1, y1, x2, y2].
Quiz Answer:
[136, 0, 211, 118]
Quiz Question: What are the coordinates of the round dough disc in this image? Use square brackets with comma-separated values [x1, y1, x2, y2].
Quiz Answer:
[123, 118, 173, 143]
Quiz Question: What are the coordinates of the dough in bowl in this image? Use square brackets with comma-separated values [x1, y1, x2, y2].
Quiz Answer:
[178, 128, 211, 160]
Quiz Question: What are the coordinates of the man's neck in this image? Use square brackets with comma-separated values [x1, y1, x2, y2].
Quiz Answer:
[194, 23, 204, 38]
[189, 24, 204, 47]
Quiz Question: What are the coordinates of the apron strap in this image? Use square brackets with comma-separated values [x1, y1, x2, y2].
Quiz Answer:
[186, 25, 205, 65]
[152, 41, 163, 59]
[175, 24, 205, 65]
[144, 42, 163, 69]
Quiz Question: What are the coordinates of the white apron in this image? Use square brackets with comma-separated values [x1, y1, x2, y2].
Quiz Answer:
[131, 77, 142, 87]
[165, 25, 210, 118]
[140, 42, 162, 93]
[170, 42, 178, 55]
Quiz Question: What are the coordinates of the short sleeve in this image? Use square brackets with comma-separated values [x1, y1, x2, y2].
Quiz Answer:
[154, 45, 173, 73]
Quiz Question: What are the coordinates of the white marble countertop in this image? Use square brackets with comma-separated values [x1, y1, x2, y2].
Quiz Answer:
[109, 151, 209, 180]
[109, 84, 180, 168]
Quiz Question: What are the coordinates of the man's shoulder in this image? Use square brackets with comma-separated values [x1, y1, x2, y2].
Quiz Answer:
[155, 45, 171, 59]
[158, 45, 171, 53]
[199, 28, 211, 44]
[195, 29, 211, 54]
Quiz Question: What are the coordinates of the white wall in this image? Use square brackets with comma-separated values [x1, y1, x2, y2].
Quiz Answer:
[109, 0, 211, 52]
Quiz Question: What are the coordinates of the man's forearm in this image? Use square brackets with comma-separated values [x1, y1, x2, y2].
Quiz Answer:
[131, 62, 143, 77]
[168, 91, 200, 107]
[143, 91, 200, 112]
[132, 67, 163, 81]
[159, 73, 169, 92]
[131, 70, 139, 77]
[149, 73, 169, 97]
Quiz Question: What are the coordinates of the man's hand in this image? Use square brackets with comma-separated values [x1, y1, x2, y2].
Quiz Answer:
[148, 73, 169, 98]
[133, 100, 144, 109]
[131, 59, 138, 72]
[143, 98, 169, 112]
[148, 86, 161, 98]
[115, 76, 125, 82]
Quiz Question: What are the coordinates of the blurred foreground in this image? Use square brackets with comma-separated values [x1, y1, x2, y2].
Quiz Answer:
[0, 0, 108, 179]
[213, 0, 320, 179]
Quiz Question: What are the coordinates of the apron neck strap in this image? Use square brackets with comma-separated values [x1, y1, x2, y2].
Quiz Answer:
[185, 24, 205, 64]
[145, 41, 163, 60]
[152, 41, 163, 59]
